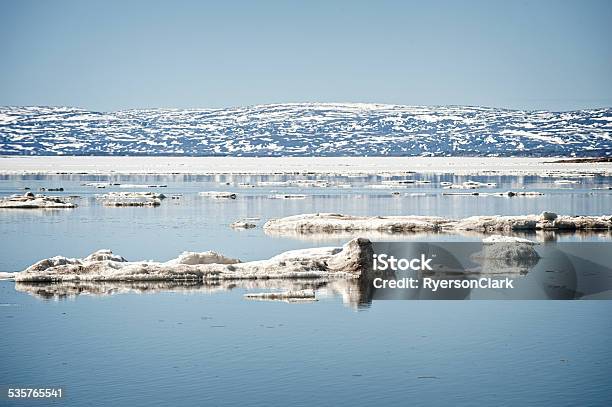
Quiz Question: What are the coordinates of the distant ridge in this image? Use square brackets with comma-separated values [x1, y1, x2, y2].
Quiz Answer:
[0, 103, 610, 157]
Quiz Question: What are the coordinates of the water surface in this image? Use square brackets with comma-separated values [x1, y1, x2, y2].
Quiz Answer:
[1, 173, 611, 406]
[1, 173, 611, 271]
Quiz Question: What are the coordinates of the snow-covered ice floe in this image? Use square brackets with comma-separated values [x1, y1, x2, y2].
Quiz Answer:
[244, 289, 317, 302]
[256, 180, 331, 188]
[97, 191, 166, 207]
[442, 191, 544, 197]
[82, 182, 121, 188]
[554, 180, 580, 185]
[230, 220, 257, 229]
[199, 191, 237, 199]
[264, 213, 450, 233]
[5, 239, 374, 283]
[0, 192, 77, 209]
[98, 191, 166, 199]
[119, 184, 167, 188]
[268, 194, 307, 199]
[263, 212, 612, 234]
[102, 199, 162, 207]
[443, 181, 497, 189]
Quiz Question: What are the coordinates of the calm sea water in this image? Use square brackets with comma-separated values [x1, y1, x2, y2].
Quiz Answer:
[1, 173, 611, 406]
[1, 173, 611, 271]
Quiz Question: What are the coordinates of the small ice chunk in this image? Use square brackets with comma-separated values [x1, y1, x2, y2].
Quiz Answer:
[244, 289, 316, 302]
[199, 191, 237, 199]
[230, 221, 257, 229]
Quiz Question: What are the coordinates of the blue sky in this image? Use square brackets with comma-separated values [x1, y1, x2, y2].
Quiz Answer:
[1, 0, 610, 111]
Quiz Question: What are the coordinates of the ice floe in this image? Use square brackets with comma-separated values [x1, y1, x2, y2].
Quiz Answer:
[82, 182, 121, 188]
[269, 194, 307, 199]
[264, 213, 448, 233]
[244, 289, 316, 302]
[39, 187, 64, 192]
[103, 199, 161, 207]
[381, 180, 415, 186]
[97, 191, 166, 207]
[230, 220, 257, 229]
[7, 238, 374, 283]
[443, 181, 497, 189]
[442, 191, 544, 197]
[0, 192, 77, 209]
[199, 191, 237, 199]
[99, 191, 166, 200]
[119, 184, 167, 188]
[263, 212, 612, 234]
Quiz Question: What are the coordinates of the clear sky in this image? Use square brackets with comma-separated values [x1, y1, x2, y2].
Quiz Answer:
[1, 0, 611, 112]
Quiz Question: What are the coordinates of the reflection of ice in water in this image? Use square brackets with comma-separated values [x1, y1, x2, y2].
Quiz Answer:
[13, 279, 372, 309]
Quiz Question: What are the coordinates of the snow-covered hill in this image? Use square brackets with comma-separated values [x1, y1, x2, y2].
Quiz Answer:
[0, 103, 610, 156]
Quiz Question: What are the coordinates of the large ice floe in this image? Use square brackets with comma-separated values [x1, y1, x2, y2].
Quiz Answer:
[5, 239, 374, 283]
[263, 212, 612, 234]
[265, 213, 449, 233]
[6, 234, 609, 304]
[0, 192, 77, 209]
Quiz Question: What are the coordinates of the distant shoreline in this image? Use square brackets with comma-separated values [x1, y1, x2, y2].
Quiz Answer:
[1, 156, 611, 176]
[548, 157, 612, 163]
